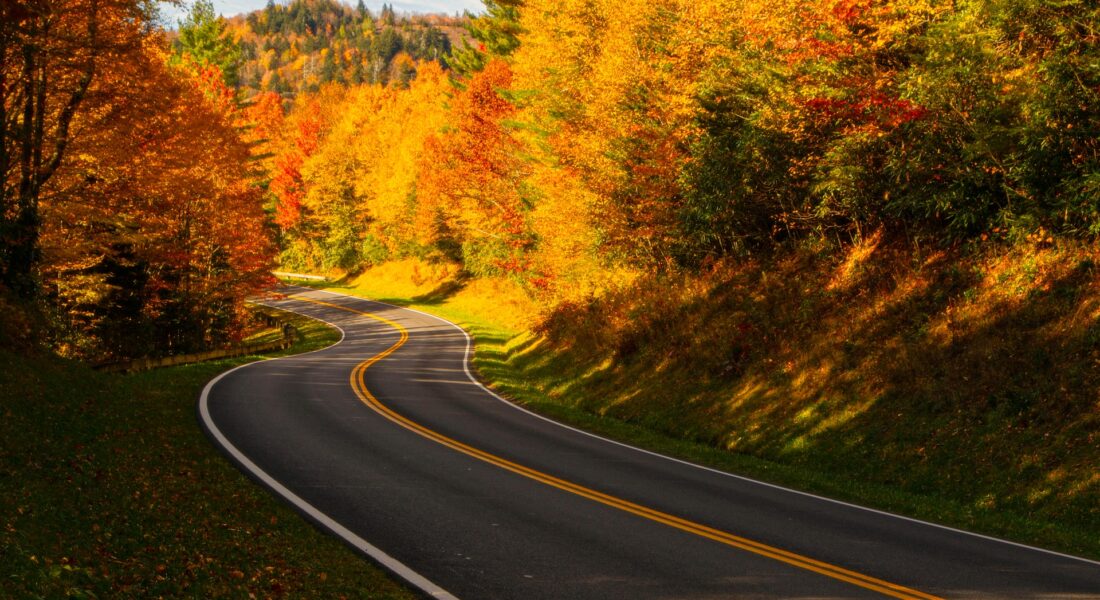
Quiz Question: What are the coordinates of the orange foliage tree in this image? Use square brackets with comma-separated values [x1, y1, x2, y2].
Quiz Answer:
[270, 101, 323, 232]
[258, 0, 1100, 303]
[41, 38, 274, 357]
[418, 60, 536, 278]
[0, 0, 151, 297]
[269, 84, 352, 268]
[0, 0, 276, 358]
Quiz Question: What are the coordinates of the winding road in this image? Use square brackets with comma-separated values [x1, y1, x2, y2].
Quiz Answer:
[200, 287, 1100, 599]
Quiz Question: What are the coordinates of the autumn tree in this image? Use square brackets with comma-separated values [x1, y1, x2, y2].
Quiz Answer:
[350, 61, 450, 259]
[253, 0, 1100, 299]
[510, 0, 701, 268]
[297, 85, 384, 270]
[0, 0, 273, 358]
[0, 0, 153, 298]
[270, 99, 322, 235]
[42, 43, 273, 358]
[419, 60, 535, 277]
[268, 61, 452, 271]
[243, 90, 286, 177]
[269, 84, 352, 268]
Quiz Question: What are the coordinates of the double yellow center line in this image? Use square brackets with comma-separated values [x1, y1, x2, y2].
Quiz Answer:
[292, 294, 943, 600]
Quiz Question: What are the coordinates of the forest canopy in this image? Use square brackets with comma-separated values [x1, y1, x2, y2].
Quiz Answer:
[3, 0, 1098, 359]
[225, 0, 463, 95]
[266, 0, 1100, 300]
[1, 0, 273, 359]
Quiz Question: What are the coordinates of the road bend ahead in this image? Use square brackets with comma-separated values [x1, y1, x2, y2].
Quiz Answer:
[200, 287, 1100, 599]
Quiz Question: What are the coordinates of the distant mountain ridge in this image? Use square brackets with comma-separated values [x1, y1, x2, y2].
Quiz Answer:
[225, 0, 467, 97]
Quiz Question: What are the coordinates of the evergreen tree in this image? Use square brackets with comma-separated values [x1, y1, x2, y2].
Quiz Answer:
[267, 70, 289, 94]
[175, 0, 242, 86]
[375, 27, 402, 62]
[227, 0, 461, 98]
[450, 0, 523, 77]
[246, 11, 263, 35]
[320, 51, 340, 83]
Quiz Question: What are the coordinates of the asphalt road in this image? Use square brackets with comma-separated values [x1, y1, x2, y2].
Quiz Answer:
[200, 287, 1100, 599]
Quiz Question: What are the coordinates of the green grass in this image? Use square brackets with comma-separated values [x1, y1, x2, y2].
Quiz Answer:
[245, 304, 338, 353]
[0, 308, 415, 599]
[298, 251, 1100, 561]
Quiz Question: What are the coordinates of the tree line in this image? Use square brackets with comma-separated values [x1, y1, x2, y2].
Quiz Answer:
[229, 0, 460, 95]
[5, 0, 1097, 359]
[266, 0, 1099, 302]
[1, 0, 272, 359]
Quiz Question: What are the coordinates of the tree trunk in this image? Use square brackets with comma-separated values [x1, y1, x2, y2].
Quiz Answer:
[0, 0, 98, 298]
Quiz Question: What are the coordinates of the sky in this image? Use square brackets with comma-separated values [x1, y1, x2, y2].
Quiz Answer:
[159, 0, 485, 25]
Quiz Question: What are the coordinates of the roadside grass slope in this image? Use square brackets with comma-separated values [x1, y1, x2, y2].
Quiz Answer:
[0, 307, 415, 599]
[317, 239, 1100, 560]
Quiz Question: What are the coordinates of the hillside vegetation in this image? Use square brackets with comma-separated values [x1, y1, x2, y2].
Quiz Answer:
[266, 0, 1100, 287]
[324, 235, 1100, 559]
[224, 0, 464, 95]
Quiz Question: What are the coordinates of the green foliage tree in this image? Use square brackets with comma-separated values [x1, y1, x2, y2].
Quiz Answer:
[680, 81, 803, 261]
[175, 0, 242, 86]
[677, 0, 1100, 254]
[450, 0, 524, 76]
[1001, 0, 1100, 235]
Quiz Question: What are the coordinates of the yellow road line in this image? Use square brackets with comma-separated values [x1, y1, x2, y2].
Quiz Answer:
[290, 293, 943, 600]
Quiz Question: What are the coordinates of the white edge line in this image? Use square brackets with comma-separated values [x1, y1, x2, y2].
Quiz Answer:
[198, 296, 459, 600]
[291, 285, 1100, 568]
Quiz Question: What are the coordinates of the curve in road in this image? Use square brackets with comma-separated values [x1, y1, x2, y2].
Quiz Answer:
[200, 287, 1100, 599]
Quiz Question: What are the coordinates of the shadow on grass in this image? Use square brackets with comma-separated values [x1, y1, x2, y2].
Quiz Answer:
[411, 276, 469, 305]
[492, 244, 1099, 558]
[275, 250, 1099, 558]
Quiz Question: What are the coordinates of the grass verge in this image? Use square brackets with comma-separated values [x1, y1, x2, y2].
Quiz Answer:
[0, 307, 415, 599]
[300, 248, 1100, 561]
